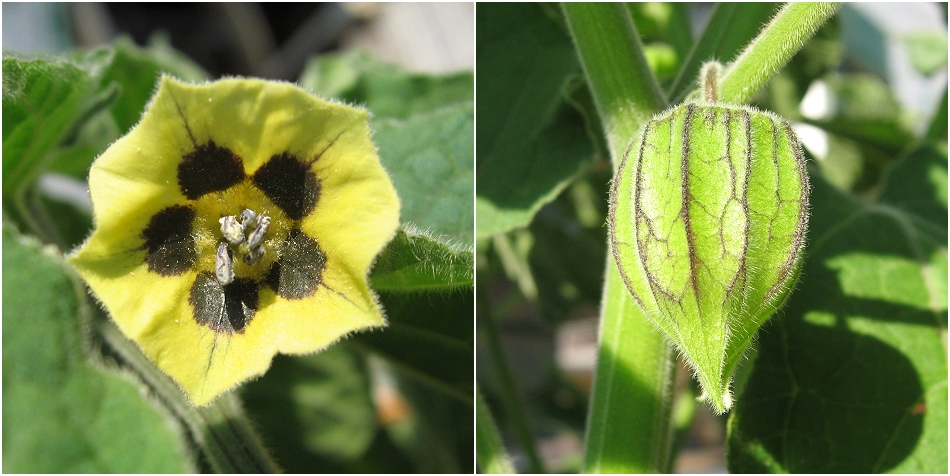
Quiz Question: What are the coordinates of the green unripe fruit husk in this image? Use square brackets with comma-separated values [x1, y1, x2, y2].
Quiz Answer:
[608, 100, 809, 414]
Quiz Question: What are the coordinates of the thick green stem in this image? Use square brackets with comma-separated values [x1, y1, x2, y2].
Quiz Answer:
[720, 2, 841, 105]
[562, 3, 677, 472]
[562, 2, 665, 168]
[476, 386, 517, 474]
[584, 264, 678, 473]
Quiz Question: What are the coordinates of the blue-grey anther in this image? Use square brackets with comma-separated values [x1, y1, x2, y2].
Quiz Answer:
[239, 209, 257, 231]
[247, 215, 270, 249]
[244, 245, 265, 266]
[220, 209, 270, 267]
[215, 242, 235, 285]
[220, 215, 244, 244]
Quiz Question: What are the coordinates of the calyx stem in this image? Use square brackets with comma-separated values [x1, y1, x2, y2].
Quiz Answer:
[701, 61, 722, 104]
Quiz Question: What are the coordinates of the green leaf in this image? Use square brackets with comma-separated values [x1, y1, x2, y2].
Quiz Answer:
[372, 227, 473, 292]
[374, 103, 474, 247]
[925, 89, 947, 143]
[476, 2, 594, 238]
[2, 226, 191, 473]
[3, 40, 207, 246]
[47, 37, 206, 181]
[4, 40, 207, 186]
[299, 51, 473, 119]
[371, 103, 474, 295]
[355, 290, 473, 403]
[2, 57, 111, 214]
[728, 145, 948, 473]
[240, 345, 378, 472]
[878, 144, 948, 237]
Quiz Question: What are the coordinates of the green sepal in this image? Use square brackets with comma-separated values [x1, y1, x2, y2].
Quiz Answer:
[609, 100, 808, 413]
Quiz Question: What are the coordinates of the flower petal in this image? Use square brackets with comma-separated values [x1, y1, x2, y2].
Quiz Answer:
[69, 75, 400, 405]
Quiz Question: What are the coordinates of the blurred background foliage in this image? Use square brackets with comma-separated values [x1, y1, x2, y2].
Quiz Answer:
[476, 3, 946, 473]
[3, 3, 473, 473]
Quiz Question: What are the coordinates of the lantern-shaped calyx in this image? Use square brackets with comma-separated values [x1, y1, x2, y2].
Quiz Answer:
[608, 64, 809, 413]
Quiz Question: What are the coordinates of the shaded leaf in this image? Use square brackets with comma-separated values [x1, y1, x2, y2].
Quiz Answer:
[879, 144, 948, 230]
[2, 225, 191, 473]
[528, 176, 610, 323]
[374, 103, 474, 247]
[241, 346, 377, 472]
[475, 2, 594, 238]
[562, 75, 609, 163]
[390, 366, 475, 473]
[476, 387, 516, 473]
[804, 117, 914, 158]
[355, 290, 473, 403]
[299, 51, 473, 120]
[925, 89, 947, 143]
[728, 144, 948, 473]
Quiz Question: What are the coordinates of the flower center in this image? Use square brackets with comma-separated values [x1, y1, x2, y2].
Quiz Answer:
[215, 208, 270, 285]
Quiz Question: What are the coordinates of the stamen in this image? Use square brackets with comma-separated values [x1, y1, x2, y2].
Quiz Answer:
[247, 216, 270, 248]
[220, 216, 244, 244]
[215, 242, 234, 285]
[244, 246, 265, 265]
[219, 209, 270, 269]
[239, 209, 257, 230]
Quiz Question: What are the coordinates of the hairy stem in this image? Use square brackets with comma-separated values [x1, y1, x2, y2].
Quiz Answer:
[720, 2, 841, 105]
[667, 3, 777, 105]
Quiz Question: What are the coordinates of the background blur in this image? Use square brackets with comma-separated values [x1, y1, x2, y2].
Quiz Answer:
[3, 2, 474, 76]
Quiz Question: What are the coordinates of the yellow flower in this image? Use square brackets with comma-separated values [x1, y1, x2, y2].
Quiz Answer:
[69, 75, 400, 405]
